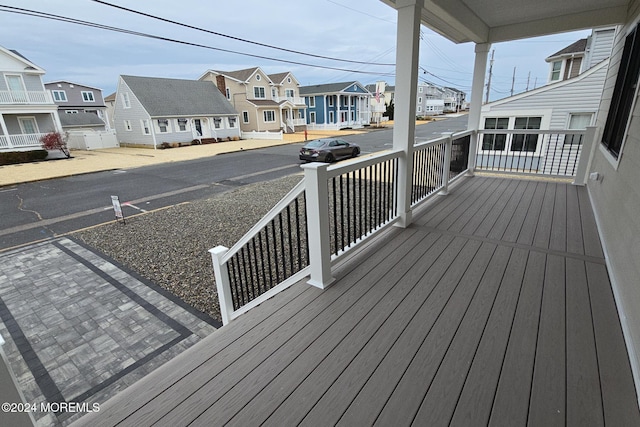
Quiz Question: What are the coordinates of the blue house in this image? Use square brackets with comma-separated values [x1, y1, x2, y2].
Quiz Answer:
[300, 81, 371, 130]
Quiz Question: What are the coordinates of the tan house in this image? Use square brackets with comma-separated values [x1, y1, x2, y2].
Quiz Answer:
[199, 67, 307, 135]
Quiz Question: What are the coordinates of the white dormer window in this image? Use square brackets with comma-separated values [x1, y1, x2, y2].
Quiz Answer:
[52, 90, 67, 102]
[82, 91, 95, 102]
[550, 61, 562, 81]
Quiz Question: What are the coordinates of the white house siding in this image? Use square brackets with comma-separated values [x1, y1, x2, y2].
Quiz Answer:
[586, 28, 617, 68]
[113, 79, 154, 146]
[588, 1, 640, 395]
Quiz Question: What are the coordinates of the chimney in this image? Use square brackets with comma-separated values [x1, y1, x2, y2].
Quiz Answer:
[216, 75, 227, 95]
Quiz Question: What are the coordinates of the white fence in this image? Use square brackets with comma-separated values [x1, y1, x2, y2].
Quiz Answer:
[241, 130, 283, 140]
[67, 130, 119, 150]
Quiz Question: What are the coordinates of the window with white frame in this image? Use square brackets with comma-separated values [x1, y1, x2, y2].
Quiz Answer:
[328, 96, 334, 107]
[256, 74, 261, 81]
[228, 117, 236, 128]
[329, 111, 334, 123]
[568, 113, 593, 130]
[18, 117, 38, 134]
[310, 112, 316, 123]
[65, 110, 78, 114]
[417, 106, 422, 113]
[81, 91, 95, 102]
[263, 110, 276, 122]
[142, 119, 151, 135]
[550, 61, 562, 81]
[213, 118, 222, 129]
[272, 88, 277, 99]
[157, 119, 169, 133]
[52, 90, 67, 102]
[482, 117, 509, 151]
[309, 96, 315, 107]
[418, 97, 422, 104]
[124, 120, 132, 131]
[511, 116, 541, 152]
[121, 92, 131, 109]
[177, 118, 188, 131]
[242, 111, 249, 123]
[254, 86, 266, 98]
[285, 89, 294, 98]
[419, 86, 424, 93]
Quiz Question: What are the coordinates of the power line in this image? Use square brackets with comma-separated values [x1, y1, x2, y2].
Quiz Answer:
[0, 5, 396, 77]
[91, 0, 395, 66]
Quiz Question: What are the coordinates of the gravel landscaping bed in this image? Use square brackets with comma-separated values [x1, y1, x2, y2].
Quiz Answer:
[74, 174, 303, 323]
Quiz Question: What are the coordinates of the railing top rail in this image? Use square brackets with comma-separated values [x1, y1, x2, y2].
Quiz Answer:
[324, 149, 402, 179]
[220, 177, 306, 264]
[478, 129, 586, 135]
[414, 135, 449, 149]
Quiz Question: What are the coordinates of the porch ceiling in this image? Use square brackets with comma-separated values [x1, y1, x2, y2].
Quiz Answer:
[381, 0, 629, 43]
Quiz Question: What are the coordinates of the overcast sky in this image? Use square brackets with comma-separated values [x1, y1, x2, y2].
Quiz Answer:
[0, 0, 592, 101]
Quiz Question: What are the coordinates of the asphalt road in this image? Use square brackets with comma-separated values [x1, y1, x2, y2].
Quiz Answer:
[0, 115, 468, 251]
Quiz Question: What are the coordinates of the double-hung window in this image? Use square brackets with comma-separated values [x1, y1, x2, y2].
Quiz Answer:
[81, 91, 95, 102]
[263, 110, 275, 122]
[254, 87, 266, 99]
[52, 90, 67, 102]
[157, 119, 169, 133]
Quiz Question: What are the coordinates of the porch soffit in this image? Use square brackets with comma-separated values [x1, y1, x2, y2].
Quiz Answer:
[382, 0, 628, 43]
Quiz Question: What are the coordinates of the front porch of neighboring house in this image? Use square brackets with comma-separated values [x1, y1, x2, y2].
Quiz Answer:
[67, 1, 640, 425]
[0, 112, 60, 151]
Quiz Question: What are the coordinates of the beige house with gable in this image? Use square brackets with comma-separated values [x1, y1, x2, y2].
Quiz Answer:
[199, 67, 307, 134]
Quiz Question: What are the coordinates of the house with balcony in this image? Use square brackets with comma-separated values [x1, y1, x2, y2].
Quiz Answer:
[44, 81, 109, 131]
[199, 67, 307, 136]
[442, 86, 467, 112]
[300, 81, 372, 130]
[479, 27, 615, 174]
[113, 75, 240, 148]
[417, 82, 445, 116]
[0, 45, 62, 153]
[57, 0, 640, 425]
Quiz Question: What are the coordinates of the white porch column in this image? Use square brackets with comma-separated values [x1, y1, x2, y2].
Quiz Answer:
[51, 111, 63, 134]
[393, 0, 422, 228]
[323, 95, 328, 125]
[348, 95, 352, 125]
[467, 43, 491, 174]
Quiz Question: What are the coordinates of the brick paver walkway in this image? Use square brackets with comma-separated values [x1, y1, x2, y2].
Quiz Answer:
[0, 237, 218, 426]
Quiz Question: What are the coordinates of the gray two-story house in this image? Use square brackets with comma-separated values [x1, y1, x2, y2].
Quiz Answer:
[0, 45, 62, 152]
[44, 81, 109, 131]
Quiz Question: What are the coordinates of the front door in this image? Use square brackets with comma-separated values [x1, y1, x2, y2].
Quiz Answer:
[193, 119, 202, 136]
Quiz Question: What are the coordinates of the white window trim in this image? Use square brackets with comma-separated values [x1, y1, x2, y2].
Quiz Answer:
[81, 91, 95, 102]
[65, 110, 79, 114]
[121, 92, 131, 109]
[213, 117, 223, 129]
[253, 86, 266, 99]
[18, 116, 39, 134]
[124, 119, 132, 131]
[175, 118, 189, 132]
[156, 119, 170, 133]
[328, 96, 334, 107]
[478, 110, 551, 155]
[310, 111, 316, 124]
[52, 90, 67, 102]
[263, 110, 276, 123]
[226, 88, 230, 100]
[141, 119, 151, 135]
[309, 97, 315, 107]
[242, 111, 250, 124]
[228, 117, 237, 128]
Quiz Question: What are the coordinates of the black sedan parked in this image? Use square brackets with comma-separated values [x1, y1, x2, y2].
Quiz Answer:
[299, 138, 360, 163]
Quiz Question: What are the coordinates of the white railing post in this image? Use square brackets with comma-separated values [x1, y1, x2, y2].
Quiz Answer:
[301, 162, 335, 289]
[209, 246, 234, 325]
[573, 126, 597, 186]
[440, 133, 453, 195]
[468, 131, 478, 176]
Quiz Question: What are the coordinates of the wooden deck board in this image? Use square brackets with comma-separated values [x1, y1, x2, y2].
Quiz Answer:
[75, 177, 640, 427]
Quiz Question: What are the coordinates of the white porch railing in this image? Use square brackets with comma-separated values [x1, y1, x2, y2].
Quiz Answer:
[0, 90, 53, 104]
[210, 130, 472, 324]
[0, 133, 47, 150]
[209, 126, 599, 324]
[475, 129, 589, 177]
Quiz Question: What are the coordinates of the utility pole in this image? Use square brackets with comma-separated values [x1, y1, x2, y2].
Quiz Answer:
[510, 66, 516, 96]
[485, 49, 495, 104]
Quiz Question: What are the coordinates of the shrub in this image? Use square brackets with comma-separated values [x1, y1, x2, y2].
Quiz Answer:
[40, 131, 70, 158]
[0, 150, 48, 165]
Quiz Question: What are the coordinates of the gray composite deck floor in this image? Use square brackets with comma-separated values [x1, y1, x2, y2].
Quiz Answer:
[76, 175, 640, 427]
